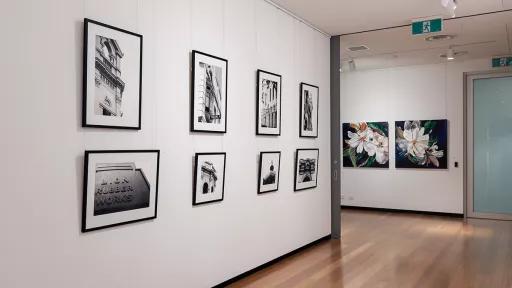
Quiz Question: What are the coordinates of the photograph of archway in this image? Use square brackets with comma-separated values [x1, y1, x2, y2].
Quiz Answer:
[193, 152, 226, 205]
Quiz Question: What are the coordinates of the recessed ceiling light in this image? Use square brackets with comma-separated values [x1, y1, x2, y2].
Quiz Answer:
[425, 34, 455, 42]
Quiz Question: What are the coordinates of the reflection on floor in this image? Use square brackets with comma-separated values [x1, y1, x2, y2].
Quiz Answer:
[227, 208, 512, 288]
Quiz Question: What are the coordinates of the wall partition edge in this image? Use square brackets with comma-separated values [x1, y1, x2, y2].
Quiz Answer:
[330, 36, 341, 239]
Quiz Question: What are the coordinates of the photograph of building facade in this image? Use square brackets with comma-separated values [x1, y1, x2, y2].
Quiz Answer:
[94, 35, 125, 117]
[303, 90, 313, 131]
[196, 63, 223, 124]
[260, 79, 278, 128]
[298, 158, 316, 183]
[200, 161, 218, 194]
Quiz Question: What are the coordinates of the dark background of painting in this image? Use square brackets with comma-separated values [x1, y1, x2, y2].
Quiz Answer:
[342, 122, 389, 168]
[395, 119, 448, 169]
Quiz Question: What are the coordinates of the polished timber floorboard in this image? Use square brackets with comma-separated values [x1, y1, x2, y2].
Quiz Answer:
[227, 209, 512, 288]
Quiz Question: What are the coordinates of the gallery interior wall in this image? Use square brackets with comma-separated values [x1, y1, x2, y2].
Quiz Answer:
[1, 0, 331, 287]
[340, 58, 489, 214]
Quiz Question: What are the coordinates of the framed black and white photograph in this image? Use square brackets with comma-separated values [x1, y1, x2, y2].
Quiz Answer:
[299, 83, 319, 138]
[257, 70, 281, 135]
[294, 148, 319, 191]
[193, 152, 226, 205]
[83, 18, 143, 130]
[258, 151, 281, 194]
[82, 150, 159, 232]
[191, 50, 228, 133]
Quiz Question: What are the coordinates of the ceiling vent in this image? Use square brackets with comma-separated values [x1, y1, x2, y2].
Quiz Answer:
[347, 45, 369, 52]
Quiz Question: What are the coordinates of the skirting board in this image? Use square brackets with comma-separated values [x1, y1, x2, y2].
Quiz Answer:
[341, 205, 463, 218]
[212, 234, 331, 287]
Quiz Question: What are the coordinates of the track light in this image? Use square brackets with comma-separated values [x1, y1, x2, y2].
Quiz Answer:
[348, 59, 356, 71]
[441, 0, 457, 18]
[446, 48, 455, 61]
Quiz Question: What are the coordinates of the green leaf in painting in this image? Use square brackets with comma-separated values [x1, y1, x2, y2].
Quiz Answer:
[423, 120, 437, 134]
[365, 155, 376, 167]
[343, 147, 351, 157]
[348, 148, 357, 167]
[368, 122, 387, 136]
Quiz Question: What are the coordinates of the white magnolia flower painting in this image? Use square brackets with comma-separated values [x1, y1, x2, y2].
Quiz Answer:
[343, 122, 389, 168]
[395, 120, 448, 169]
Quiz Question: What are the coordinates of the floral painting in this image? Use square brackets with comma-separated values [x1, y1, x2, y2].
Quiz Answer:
[395, 120, 448, 169]
[342, 122, 389, 168]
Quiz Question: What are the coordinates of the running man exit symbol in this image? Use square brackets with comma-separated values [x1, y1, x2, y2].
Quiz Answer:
[423, 21, 431, 33]
[412, 18, 443, 35]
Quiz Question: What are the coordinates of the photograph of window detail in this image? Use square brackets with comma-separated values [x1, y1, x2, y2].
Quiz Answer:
[196, 62, 223, 124]
[94, 35, 126, 117]
[94, 162, 150, 216]
[260, 79, 278, 129]
[257, 70, 281, 135]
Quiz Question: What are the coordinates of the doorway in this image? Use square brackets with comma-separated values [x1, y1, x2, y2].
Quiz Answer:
[466, 71, 512, 220]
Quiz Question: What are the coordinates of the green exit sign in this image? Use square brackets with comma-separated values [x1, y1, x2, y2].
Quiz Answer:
[412, 18, 443, 35]
[492, 56, 512, 68]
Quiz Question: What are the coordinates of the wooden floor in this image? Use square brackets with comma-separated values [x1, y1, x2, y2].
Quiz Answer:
[227, 209, 512, 288]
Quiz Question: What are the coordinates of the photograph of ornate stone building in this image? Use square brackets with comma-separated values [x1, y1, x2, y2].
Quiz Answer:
[196, 62, 223, 124]
[200, 161, 218, 194]
[260, 79, 278, 129]
[298, 158, 316, 183]
[193, 153, 226, 205]
[94, 35, 125, 117]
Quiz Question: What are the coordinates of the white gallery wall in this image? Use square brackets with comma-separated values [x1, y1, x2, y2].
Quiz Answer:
[340, 58, 489, 214]
[1, 0, 331, 287]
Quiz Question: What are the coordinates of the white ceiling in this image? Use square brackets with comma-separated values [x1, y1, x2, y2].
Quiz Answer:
[270, 0, 512, 35]
[339, 10, 512, 71]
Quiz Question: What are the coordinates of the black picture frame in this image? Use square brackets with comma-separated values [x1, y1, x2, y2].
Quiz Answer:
[82, 18, 143, 130]
[256, 69, 282, 136]
[299, 82, 319, 138]
[193, 152, 227, 205]
[294, 148, 319, 191]
[257, 151, 281, 194]
[82, 150, 160, 232]
[190, 50, 228, 133]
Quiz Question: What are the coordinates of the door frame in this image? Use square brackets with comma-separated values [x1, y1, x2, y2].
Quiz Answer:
[464, 69, 512, 220]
